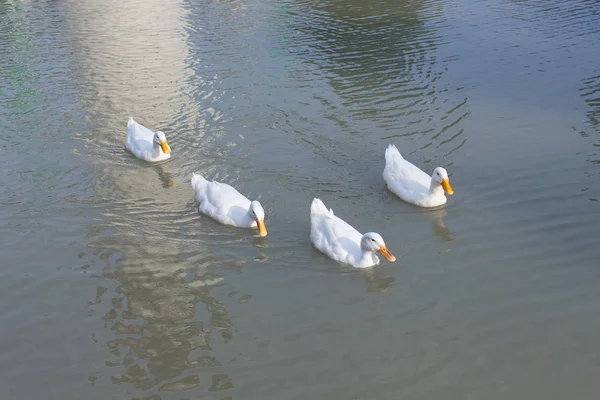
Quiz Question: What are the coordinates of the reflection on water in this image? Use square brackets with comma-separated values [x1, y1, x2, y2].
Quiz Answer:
[154, 164, 175, 189]
[578, 71, 600, 197]
[427, 208, 454, 243]
[94, 251, 229, 393]
[278, 0, 468, 158]
[580, 73, 600, 130]
[361, 268, 397, 293]
[65, 0, 238, 397]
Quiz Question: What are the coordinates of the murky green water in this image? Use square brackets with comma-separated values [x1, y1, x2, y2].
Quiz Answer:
[1, 0, 600, 398]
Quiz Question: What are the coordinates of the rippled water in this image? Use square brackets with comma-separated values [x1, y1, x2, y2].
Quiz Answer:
[2, 0, 600, 398]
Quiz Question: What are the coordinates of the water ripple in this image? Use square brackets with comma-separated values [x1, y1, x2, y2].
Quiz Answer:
[268, 0, 468, 157]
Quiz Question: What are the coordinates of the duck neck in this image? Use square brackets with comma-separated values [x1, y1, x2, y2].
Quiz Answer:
[152, 144, 163, 157]
[358, 250, 379, 268]
[429, 180, 444, 196]
[246, 211, 256, 226]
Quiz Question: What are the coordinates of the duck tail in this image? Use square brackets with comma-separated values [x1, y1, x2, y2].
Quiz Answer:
[385, 144, 402, 162]
[127, 117, 135, 127]
[191, 172, 208, 198]
[311, 198, 329, 215]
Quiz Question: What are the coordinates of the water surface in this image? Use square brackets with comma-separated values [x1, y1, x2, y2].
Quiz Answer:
[1, 0, 600, 398]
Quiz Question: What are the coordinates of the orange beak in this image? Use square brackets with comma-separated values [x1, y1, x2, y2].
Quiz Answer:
[441, 178, 453, 195]
[378, 244, 396, 262]
[160, 140, 170, 154]
[256, 219, 267, 237]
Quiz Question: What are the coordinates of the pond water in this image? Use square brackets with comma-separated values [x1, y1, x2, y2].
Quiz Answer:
[1, 0, 600, 399]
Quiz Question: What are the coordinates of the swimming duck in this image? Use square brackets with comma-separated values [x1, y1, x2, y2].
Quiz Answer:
[125, 117, 171, 162]
[310, 198, 395, 268]
[383, 144, 453, 208]
[191, 173, 267, 236]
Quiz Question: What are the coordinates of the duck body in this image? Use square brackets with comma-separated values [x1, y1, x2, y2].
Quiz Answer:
[125, 117, 171, 162]
[310, 198, 395, 268]
[383, 144, 453, 208]
[191, 173, 267, 236]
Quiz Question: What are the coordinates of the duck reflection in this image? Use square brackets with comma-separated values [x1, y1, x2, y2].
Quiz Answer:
[152, 163, 174, 189]
[362, 268, 396, 293]
[250, 234, 269, 249]
[427, 207, 455, 243]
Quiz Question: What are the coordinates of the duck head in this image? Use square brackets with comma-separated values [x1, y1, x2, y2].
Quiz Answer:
[432, 167, 453, 195]
[153, 131, 170, 154]
[249, 201, 267, 237]
[361, 232, 396, 262]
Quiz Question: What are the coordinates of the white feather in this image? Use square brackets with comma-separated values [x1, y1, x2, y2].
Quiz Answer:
[125, 117, 171, 162]
[191, 173, 266, 235]
[382, 144, 452, 208]
[310, 198, 394, 268]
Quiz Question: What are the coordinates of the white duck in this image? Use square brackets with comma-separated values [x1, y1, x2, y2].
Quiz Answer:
[191, 173, 267, 236]
[383, 144, 454, 208]
[310, 198, 396, 268]
[125, 117, 171, 162]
